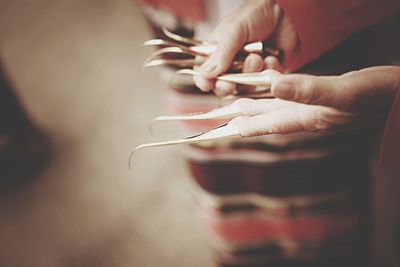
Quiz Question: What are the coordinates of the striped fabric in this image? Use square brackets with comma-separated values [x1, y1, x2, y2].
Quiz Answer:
[168, 82, 372, 267]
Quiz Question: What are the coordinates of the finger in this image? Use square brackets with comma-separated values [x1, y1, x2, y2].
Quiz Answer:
[215, 80, 236, 96]
[232, 98, 293, 116]
[227, 68, 281, 96]
[193, 75, 215, 92]
[264, 56, 283, 71]
[214, 54, 264, 96]
[200, 28, 246, 79]
[336, 66, 400, 112]
[230, 105, 306, 137]
[230, 101, 356, 137]
[271, 66, 400, 111]
[243, 54, 264, 73]
[271, 74, 341, 107]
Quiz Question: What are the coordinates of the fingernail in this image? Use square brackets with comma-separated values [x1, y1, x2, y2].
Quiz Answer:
[200, 62, 216, 75]
[273, 82, 294, 99]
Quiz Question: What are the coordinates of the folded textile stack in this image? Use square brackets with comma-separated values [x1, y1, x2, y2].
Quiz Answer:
[167, 81, 372, 267]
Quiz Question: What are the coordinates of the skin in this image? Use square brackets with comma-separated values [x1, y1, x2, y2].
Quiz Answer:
[194, 0, 295, 95]
[194, 0, 400, 136]
[228, 66, 400, 137]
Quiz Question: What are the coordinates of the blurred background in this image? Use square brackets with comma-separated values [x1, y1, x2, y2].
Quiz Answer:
[0, 1, 399, 267]
[0, 1, 212, 266]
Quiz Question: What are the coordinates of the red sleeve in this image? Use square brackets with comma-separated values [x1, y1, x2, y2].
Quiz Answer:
[276, 0, 400, 71]
[139, 0, 205, 22]
[380, 88, 400, 169]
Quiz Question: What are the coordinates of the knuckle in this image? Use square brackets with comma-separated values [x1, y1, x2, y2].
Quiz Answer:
[233, 98, 253, 114]
[216, 42, 233, 57]
[230, 116, 251, 136]
[297, 77, 318, 104]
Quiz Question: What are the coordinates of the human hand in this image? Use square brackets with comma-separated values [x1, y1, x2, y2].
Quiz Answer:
[194, 0, 297, 96]
[228, 66, 400, 136]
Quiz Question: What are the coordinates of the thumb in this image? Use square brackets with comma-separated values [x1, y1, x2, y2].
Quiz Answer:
[271, 67, 400, 111]
[271, 74, 342, 107]
[200, 25, 247, 79]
